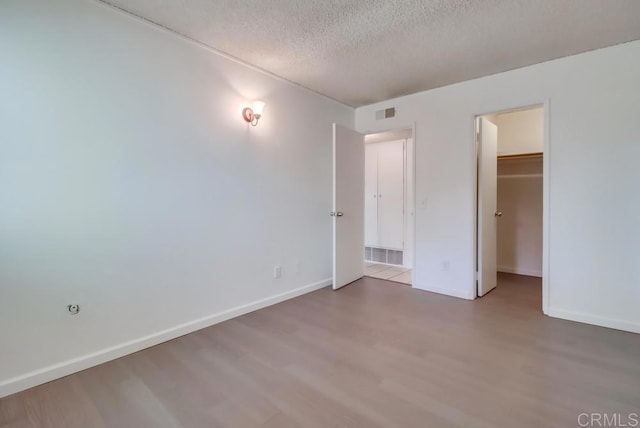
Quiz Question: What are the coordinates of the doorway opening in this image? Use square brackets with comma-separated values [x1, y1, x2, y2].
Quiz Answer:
[475, 105, 545, 305]
[362, 128, 414, 286]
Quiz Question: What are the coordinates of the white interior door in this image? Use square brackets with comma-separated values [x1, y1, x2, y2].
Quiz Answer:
[377, 140, 405, 250]
[478, 117, 498, 297]
[333, 123, 365, 290]
[364, 143, 378, 246]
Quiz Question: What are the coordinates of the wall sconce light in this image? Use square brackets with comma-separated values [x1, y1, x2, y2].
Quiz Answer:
[242, 101, 266, 126]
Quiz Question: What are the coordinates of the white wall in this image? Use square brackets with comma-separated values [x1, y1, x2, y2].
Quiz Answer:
[497, 158, 543, 277]
[495, 108, 544, 156]
[0, 0, 353, 396]
[355, 40, 640, 332]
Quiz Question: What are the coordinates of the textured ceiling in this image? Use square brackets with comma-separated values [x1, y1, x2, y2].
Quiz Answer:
[101, 0, 640, 107]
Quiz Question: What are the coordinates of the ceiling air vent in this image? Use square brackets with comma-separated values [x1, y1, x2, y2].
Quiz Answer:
[375, 107, 395, 120]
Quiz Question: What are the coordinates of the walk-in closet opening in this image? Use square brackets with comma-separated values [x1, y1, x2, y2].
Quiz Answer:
[476, 105, 545, 304]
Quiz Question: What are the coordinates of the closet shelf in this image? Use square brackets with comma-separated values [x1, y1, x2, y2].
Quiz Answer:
[498, 152, 542, 160]
[498, 173, 543, 179]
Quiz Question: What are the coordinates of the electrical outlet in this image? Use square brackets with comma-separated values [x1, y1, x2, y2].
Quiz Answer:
[273, 265, 282, 279]
[67, 304, 80, 315]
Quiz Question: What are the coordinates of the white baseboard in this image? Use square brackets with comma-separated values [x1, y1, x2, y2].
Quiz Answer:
[413, 283, 475, 300]
[497, 266, 542, 278]
[0, 278, 332, 398]
[547, 307, 640, 334]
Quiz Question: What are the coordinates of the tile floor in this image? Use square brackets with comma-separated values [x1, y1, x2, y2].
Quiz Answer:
[364, 262, 412, 285]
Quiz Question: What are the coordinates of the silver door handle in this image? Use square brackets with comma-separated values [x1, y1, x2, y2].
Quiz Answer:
[494, 211, 503, 217]
[329, 211, 335, 216]
[336, 212, 344, 217]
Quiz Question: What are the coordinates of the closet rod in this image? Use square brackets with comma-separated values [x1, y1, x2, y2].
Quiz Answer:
[498, 152, 543, 160]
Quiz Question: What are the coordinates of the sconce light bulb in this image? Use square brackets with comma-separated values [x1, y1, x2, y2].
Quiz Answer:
[242, 101, 266, 126]
[252, 101, 265, 117]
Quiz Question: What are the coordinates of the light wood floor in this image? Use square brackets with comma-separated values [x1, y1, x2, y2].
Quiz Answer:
[2, 274, 639, 427]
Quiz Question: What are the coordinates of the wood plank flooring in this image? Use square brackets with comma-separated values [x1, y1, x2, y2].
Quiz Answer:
[2, 273, 639, 427]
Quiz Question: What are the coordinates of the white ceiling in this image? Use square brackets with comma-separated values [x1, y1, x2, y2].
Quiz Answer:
[101, 0, 640, 107]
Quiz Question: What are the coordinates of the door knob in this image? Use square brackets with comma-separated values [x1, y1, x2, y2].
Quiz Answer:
[494, 211, 503, 217]
[329, 211, 335, 216]
[336, 212, 344, 217]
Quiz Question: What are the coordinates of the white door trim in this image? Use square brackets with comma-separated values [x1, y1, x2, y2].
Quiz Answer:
[542, 99, 550, 314]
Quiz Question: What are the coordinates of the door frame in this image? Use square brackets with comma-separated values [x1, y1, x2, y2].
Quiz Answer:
[472, 100, 550, 314]
[361, 123, 417, 287]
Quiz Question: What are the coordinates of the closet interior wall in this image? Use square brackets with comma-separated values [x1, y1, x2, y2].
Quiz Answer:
[497, 155, 543, 277]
